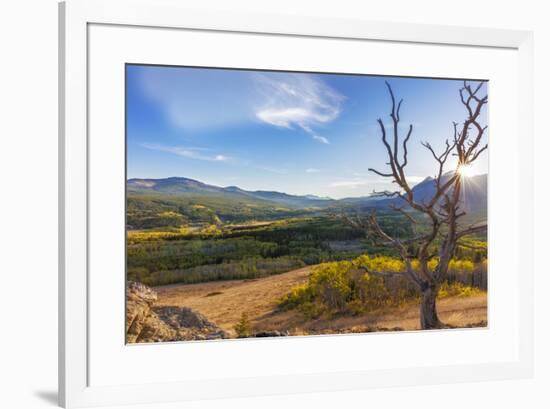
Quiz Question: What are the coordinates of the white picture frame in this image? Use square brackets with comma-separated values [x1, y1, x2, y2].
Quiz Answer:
[59, 0, 534, 407]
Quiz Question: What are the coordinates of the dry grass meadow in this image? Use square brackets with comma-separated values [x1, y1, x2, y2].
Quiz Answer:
[155, 265, 487, 336]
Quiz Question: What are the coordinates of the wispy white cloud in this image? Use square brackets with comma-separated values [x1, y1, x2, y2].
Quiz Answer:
[135, 67, 344, 144]
[136, 68, 344, 141]
[141, 143, 231, 162]
[254, 73, 344, 144]
[311, 135, 330, 144]
[306, 168, 321, 173]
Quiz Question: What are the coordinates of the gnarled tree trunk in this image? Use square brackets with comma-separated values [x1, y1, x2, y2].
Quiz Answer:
[420, 283, 442, 329]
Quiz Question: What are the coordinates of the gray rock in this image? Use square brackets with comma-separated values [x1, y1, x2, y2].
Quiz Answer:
[126, 281, 228, 343]
[253, 330, 289, 337]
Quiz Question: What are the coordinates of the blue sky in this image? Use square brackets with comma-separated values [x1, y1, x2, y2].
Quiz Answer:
[126, 65, 488, 199]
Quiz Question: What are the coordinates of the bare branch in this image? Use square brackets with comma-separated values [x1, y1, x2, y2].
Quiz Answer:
[422, 141, 440, 162]
[370, 190, 403, 199]
[389, 204, 418, 235]
[456, 223, 487, 239]
[366, 211, 423, 286]
[470, 144, 488, 162]
[402, 124, 413, 167]
[368, 168, 394, 178]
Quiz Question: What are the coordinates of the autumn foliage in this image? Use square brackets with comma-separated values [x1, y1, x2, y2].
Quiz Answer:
[279, 255, 486, 318]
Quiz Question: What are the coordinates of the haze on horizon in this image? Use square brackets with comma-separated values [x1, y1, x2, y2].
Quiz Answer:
[126, 65, 488, 199]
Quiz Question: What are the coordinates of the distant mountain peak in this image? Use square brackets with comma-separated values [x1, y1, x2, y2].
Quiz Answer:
[304, 194, 332, 201]
[223, 186, 244, 192]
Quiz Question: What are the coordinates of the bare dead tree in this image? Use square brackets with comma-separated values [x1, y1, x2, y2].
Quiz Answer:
[346, 81, 488, 329]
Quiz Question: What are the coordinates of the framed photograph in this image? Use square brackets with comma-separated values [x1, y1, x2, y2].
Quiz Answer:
[125, 65, 490, 342]
[59, 0, 534, 407]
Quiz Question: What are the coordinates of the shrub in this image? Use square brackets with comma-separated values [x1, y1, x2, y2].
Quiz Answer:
[448, 259, 475, 274]
[297, 301, 327, 319]
[437, 281, 482, 299]
[279, 284, 314, 310]
[308, 262, 353, 311]
[234, 312, 252, 338]
[353, 272, 390, 308]
[346, 299, 366, 315]
[279, 260, 395, 315]
[354, 255, 405, 273]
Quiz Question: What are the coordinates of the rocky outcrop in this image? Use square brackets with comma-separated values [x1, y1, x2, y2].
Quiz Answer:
[253, 330, 289, 337]
[126, 281, 174, 343]
[126, 281, 229, 343]
[154, 306, 229, 341]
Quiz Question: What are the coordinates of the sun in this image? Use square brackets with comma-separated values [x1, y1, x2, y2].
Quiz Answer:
[457, 163, 474, 178]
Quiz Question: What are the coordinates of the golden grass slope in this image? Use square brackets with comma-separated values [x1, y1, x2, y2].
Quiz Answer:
[155, 265, 487, 336]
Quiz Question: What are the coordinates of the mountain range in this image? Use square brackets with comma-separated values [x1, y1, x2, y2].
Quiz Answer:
[128, 177, 334, 208]
[127, 174, 487, 212]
